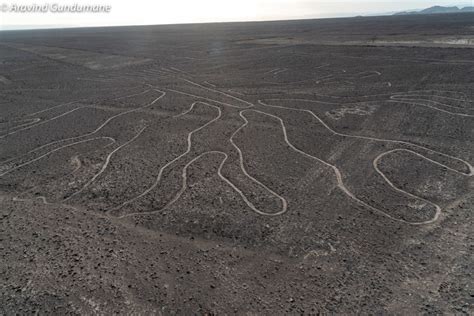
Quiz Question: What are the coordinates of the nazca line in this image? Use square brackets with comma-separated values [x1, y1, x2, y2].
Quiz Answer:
[258, 99, 473, 176]
[240, 109, 443, 225]
[111, 101, 223, 212]
[0, 105, 86, 139]
[64, 126, 148, 201]
[0, 137, 115, 177]
[0, 89, 165, 168]
[389, 95, 474, 117]
[255, 99, 473, 224]
[115, 101, 288, 217]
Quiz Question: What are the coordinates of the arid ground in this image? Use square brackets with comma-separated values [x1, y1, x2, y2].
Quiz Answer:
[1, 13, 473, 314]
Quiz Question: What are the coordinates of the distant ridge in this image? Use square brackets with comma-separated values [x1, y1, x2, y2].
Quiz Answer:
[394, 5, 474, 15]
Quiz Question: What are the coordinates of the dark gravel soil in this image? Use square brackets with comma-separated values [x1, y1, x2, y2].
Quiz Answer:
[1, 13, 473, 314]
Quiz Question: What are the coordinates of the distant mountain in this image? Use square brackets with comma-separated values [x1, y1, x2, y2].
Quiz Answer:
[394, 6, 474, 15]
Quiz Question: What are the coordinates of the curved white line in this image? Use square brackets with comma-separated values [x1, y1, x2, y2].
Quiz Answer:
[0, 118, 41, 132]
[26, 100, 82, 117]
[373, 148, 444, 223]
[228, 111, 288, 216]
[181, 78, 254, 108]
[118, 148, 289, 219]
[0, 137, 115, 177]
[203, 81, 217, 88]
[119, 151, 222, 218]
[392, 94, 472, 106]
[228, 89, 245, 96]
[0, 106, 86, 139]
[244, 109, 441, 225]
[264, 68, 280, 74]
[0, 90, 165, 167]
[64, 126, 147, 201]
[263, 93, 473, 116]
[389, 96, 474, 117]
[167, 88, 250, 109]
[111, 101, 222, 212]
[258, 100, 473, 176]
[273, 68, 288, 75]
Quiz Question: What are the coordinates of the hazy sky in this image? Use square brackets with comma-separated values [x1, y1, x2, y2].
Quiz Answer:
[1, 0, 473, 30]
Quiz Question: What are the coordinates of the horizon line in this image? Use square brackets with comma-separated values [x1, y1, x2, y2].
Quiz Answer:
[1, 8, 473, 32]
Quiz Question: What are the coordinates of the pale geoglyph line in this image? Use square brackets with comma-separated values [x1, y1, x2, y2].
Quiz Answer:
[26, 100, 82, 117]
[111, 79, 287, 216]
[388, 99, 474, 117]
[1, 117, 40, 124]
[13, 196, 80, 212]
[321, 70, 381, 82]
[159, 67, 175, 74]
[359, 74, 379, 79]
[11, 195, 116, 222]
[273, 68, 288, 75]
[0, 136, 115, 167]
[170, 66, 193, 77]
[1, 87, 151, 144]
[161, 67, 189, 76]
[373, 149, 444, 223]
[228, 89, 245, 96]
[0, 106, 86, 139]
[5, 69, 472, 226]
[261, 97, 358, 105]
[119, 151, 224, 218]
[228, 111, 288, 216]
[402, 90, 470, 101]
[392, 94, 472, 105]
[289, 89, 470, 102]
[1, 91, 147, 156]
[0, 90, 166, 167]
[216, 152, 288, 217]
[115, 100, 288, 217]
[203, 81, 217, 88]
[392, 95, 473, 110]
[167, 88, 250, 109]
[112, 88, 152, 100]
[64, 126, 147, 202]
[243, 109, 442, 225]
[0, 118, 41, 133]
[389, 96, 474, 116]
[154, 75, 470, 222]
[0, 137, 116, 177]
[314, 64, 330, 70]
[119, 147, 289, 219]
[110, 101, 222, 213]
[76, 77, 118, 83]
[258, 99, 473, 176]
[312, 90, 472, 102]
[181, 78, 255, 108]
[262, 75, 335, 87]
[135, 80, 470, 222]
[142, 69, 168, 77]
[162, 67, 178, 72]
[264, 68, 280, 74]
[316, 76, 336, 83]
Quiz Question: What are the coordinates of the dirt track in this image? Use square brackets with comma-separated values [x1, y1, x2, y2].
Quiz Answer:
[1, 13, 473, 314]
